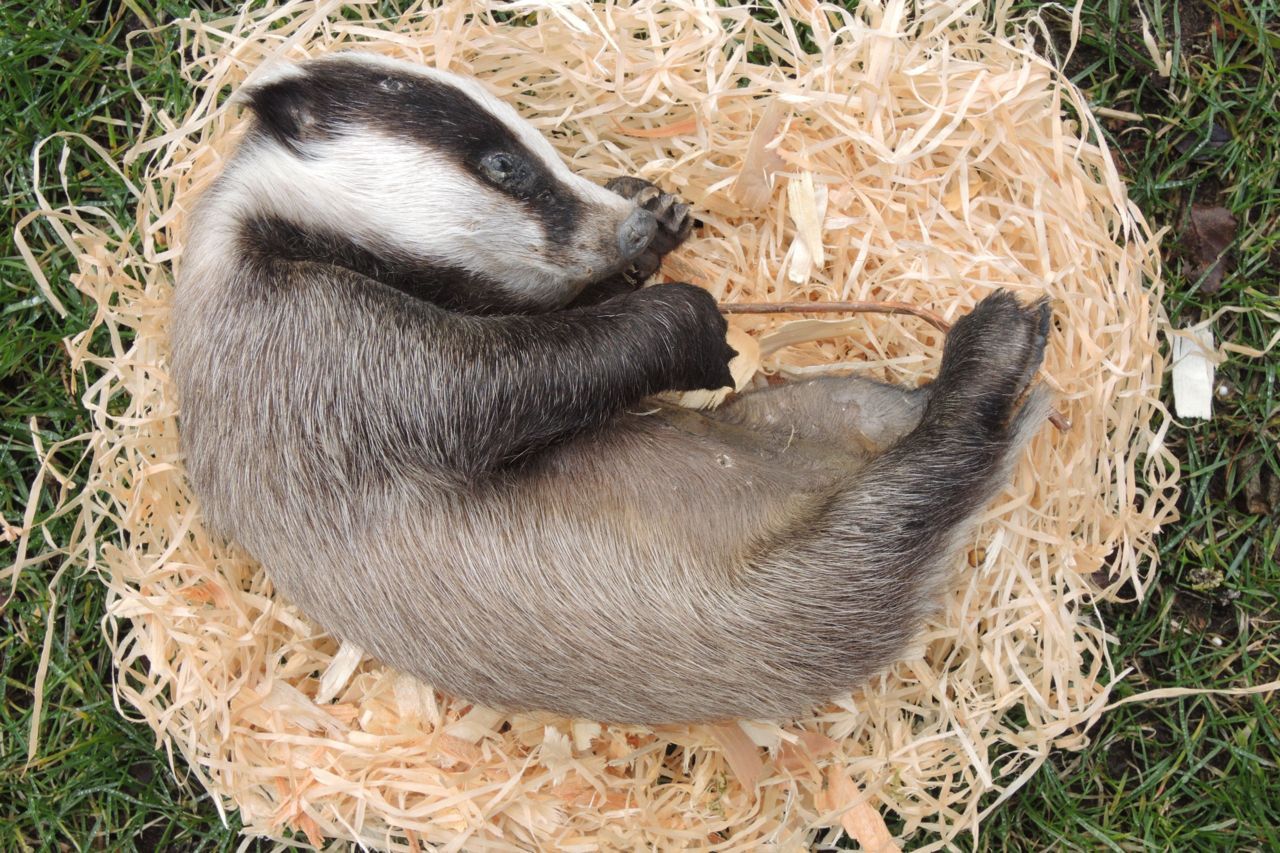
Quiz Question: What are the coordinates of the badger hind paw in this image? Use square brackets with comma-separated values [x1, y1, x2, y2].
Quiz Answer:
[931, 290, 1053, 430]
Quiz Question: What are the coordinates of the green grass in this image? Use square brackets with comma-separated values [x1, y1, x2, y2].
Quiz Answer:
[2, 1, 1277, 850]
[977, 1, 1280, 849]
[2, 2, 252, 848]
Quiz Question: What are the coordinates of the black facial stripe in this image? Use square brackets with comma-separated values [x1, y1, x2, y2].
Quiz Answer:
[244, 58, 585, 245]
[522, 180, 585, 248]
[237, 215, 549, 315]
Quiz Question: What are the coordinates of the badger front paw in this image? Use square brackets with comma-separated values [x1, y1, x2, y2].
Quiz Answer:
[930, 290, 1051, 429]
[635, 283, 738, 392]
[605, 176, 695, 284]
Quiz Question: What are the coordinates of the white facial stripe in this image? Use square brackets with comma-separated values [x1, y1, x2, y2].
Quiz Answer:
[236, 131, 540, 264]
[242, 59, 307, 89]
[218, 128, 627, 307]
[329, 52, 633, 216]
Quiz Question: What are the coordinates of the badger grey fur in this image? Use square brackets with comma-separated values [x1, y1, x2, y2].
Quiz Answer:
[171, 52, 1052, 724]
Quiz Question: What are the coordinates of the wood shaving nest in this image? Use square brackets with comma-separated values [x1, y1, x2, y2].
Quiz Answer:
[13, 0, 1180, 849]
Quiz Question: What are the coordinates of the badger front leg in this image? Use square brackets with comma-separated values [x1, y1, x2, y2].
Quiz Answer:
[570, 177, 695, 307]
[315, 265, 739, 480]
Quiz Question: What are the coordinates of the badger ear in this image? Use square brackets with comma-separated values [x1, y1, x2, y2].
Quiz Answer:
[234, 62, 317, 147]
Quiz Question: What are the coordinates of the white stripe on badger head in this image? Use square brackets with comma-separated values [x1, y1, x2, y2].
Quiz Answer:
[224, 128, 572, 302]
[330, 52, 633, 215]
[230, 59, 307, 106]
[245, 59, 307, 87]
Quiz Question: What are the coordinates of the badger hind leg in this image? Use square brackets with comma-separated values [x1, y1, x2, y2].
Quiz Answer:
[868, 289, 1051, 515]
[710, 292, 1051, 463]
[761, 291, 1053, 695]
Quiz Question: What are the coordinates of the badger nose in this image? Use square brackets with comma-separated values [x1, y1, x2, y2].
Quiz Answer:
[617, 207, 657, 260]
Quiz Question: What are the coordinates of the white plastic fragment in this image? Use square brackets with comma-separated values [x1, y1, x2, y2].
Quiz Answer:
[1171, 326, 1215, 419]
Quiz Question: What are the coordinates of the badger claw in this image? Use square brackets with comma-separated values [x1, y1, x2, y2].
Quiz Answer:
[634, 185, 662, 208]
[648, 191, 675, 221]
[667, 202, 693, 243]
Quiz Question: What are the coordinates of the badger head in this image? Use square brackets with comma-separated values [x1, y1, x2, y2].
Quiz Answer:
[224, 53, 657, 311]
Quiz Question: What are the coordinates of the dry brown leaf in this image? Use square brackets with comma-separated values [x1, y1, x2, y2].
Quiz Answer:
[1186, 204, 1236, 293]
[1242, 456, 1275, 516]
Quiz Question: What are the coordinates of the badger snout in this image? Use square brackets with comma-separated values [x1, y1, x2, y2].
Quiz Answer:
[617, 207, 657, 261]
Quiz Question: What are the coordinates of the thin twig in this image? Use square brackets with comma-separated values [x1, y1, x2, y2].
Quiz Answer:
[719, 300, 1071, 432]
[720, 300, 953, 332]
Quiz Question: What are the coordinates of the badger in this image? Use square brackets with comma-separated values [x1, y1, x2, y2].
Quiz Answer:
[170, 52, 1051, 725]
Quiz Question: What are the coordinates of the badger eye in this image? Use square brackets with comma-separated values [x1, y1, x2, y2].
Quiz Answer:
[480, 152, 518, 184]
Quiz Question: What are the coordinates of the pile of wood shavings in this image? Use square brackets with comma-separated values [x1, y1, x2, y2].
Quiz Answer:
[12, 0, 1181, 848]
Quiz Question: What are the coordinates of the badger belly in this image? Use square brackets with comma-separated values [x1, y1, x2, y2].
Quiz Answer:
[223, 410, 875, 723]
